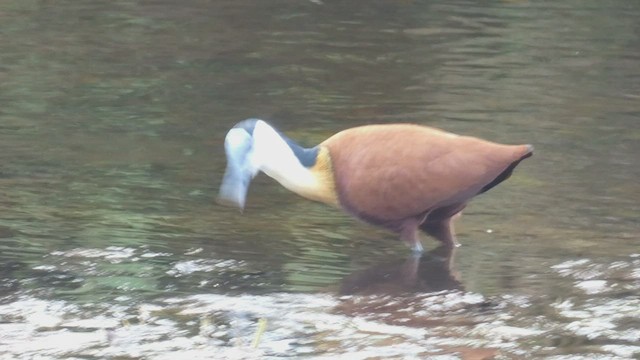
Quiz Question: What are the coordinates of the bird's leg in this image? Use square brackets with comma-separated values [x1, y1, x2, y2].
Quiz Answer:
[421, 216, 460, 248]
[400, 220, 424, 253]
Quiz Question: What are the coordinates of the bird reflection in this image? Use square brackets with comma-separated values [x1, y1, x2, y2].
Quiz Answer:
[339, 245, 462, 296]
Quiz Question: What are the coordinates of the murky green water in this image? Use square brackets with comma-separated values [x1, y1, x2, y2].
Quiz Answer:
[1, 0, 639, 358]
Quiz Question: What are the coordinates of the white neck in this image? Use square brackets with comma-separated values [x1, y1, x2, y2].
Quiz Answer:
[252, 121, 319, 198]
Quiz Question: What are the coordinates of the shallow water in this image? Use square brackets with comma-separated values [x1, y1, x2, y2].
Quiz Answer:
[1, 0, 639, 358]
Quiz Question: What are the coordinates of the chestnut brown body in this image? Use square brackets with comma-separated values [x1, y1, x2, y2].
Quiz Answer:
[321, 124, 532, 250]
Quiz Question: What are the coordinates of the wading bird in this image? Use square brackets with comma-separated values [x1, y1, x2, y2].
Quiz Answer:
[218, 119, 533, 253]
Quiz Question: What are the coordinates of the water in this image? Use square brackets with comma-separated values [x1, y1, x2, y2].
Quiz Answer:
[1, 0, 639, 358]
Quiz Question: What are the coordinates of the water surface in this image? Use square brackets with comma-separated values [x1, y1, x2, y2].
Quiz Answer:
[1, 0, 639, 358]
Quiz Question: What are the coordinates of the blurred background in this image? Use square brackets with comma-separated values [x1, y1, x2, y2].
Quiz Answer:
[0, 0, 638, 358]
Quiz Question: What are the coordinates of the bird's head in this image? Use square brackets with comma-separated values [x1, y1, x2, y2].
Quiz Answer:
[217, 119, 263, 210]
[218, 118, 322, 211]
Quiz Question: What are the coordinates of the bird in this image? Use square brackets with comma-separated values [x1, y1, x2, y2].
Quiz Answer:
[218, 118, 533, 253]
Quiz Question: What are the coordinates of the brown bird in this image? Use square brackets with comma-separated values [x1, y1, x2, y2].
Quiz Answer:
[218, 119, 533, 253]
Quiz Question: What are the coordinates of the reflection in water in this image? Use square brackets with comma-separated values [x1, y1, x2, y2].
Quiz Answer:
[339, 245, 462, 295]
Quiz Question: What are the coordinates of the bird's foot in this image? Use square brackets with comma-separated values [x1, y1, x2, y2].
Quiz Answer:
[410, 241, 424, 254]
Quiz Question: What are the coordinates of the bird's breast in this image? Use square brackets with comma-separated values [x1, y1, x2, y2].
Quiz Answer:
[297, 146, 340, 207]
